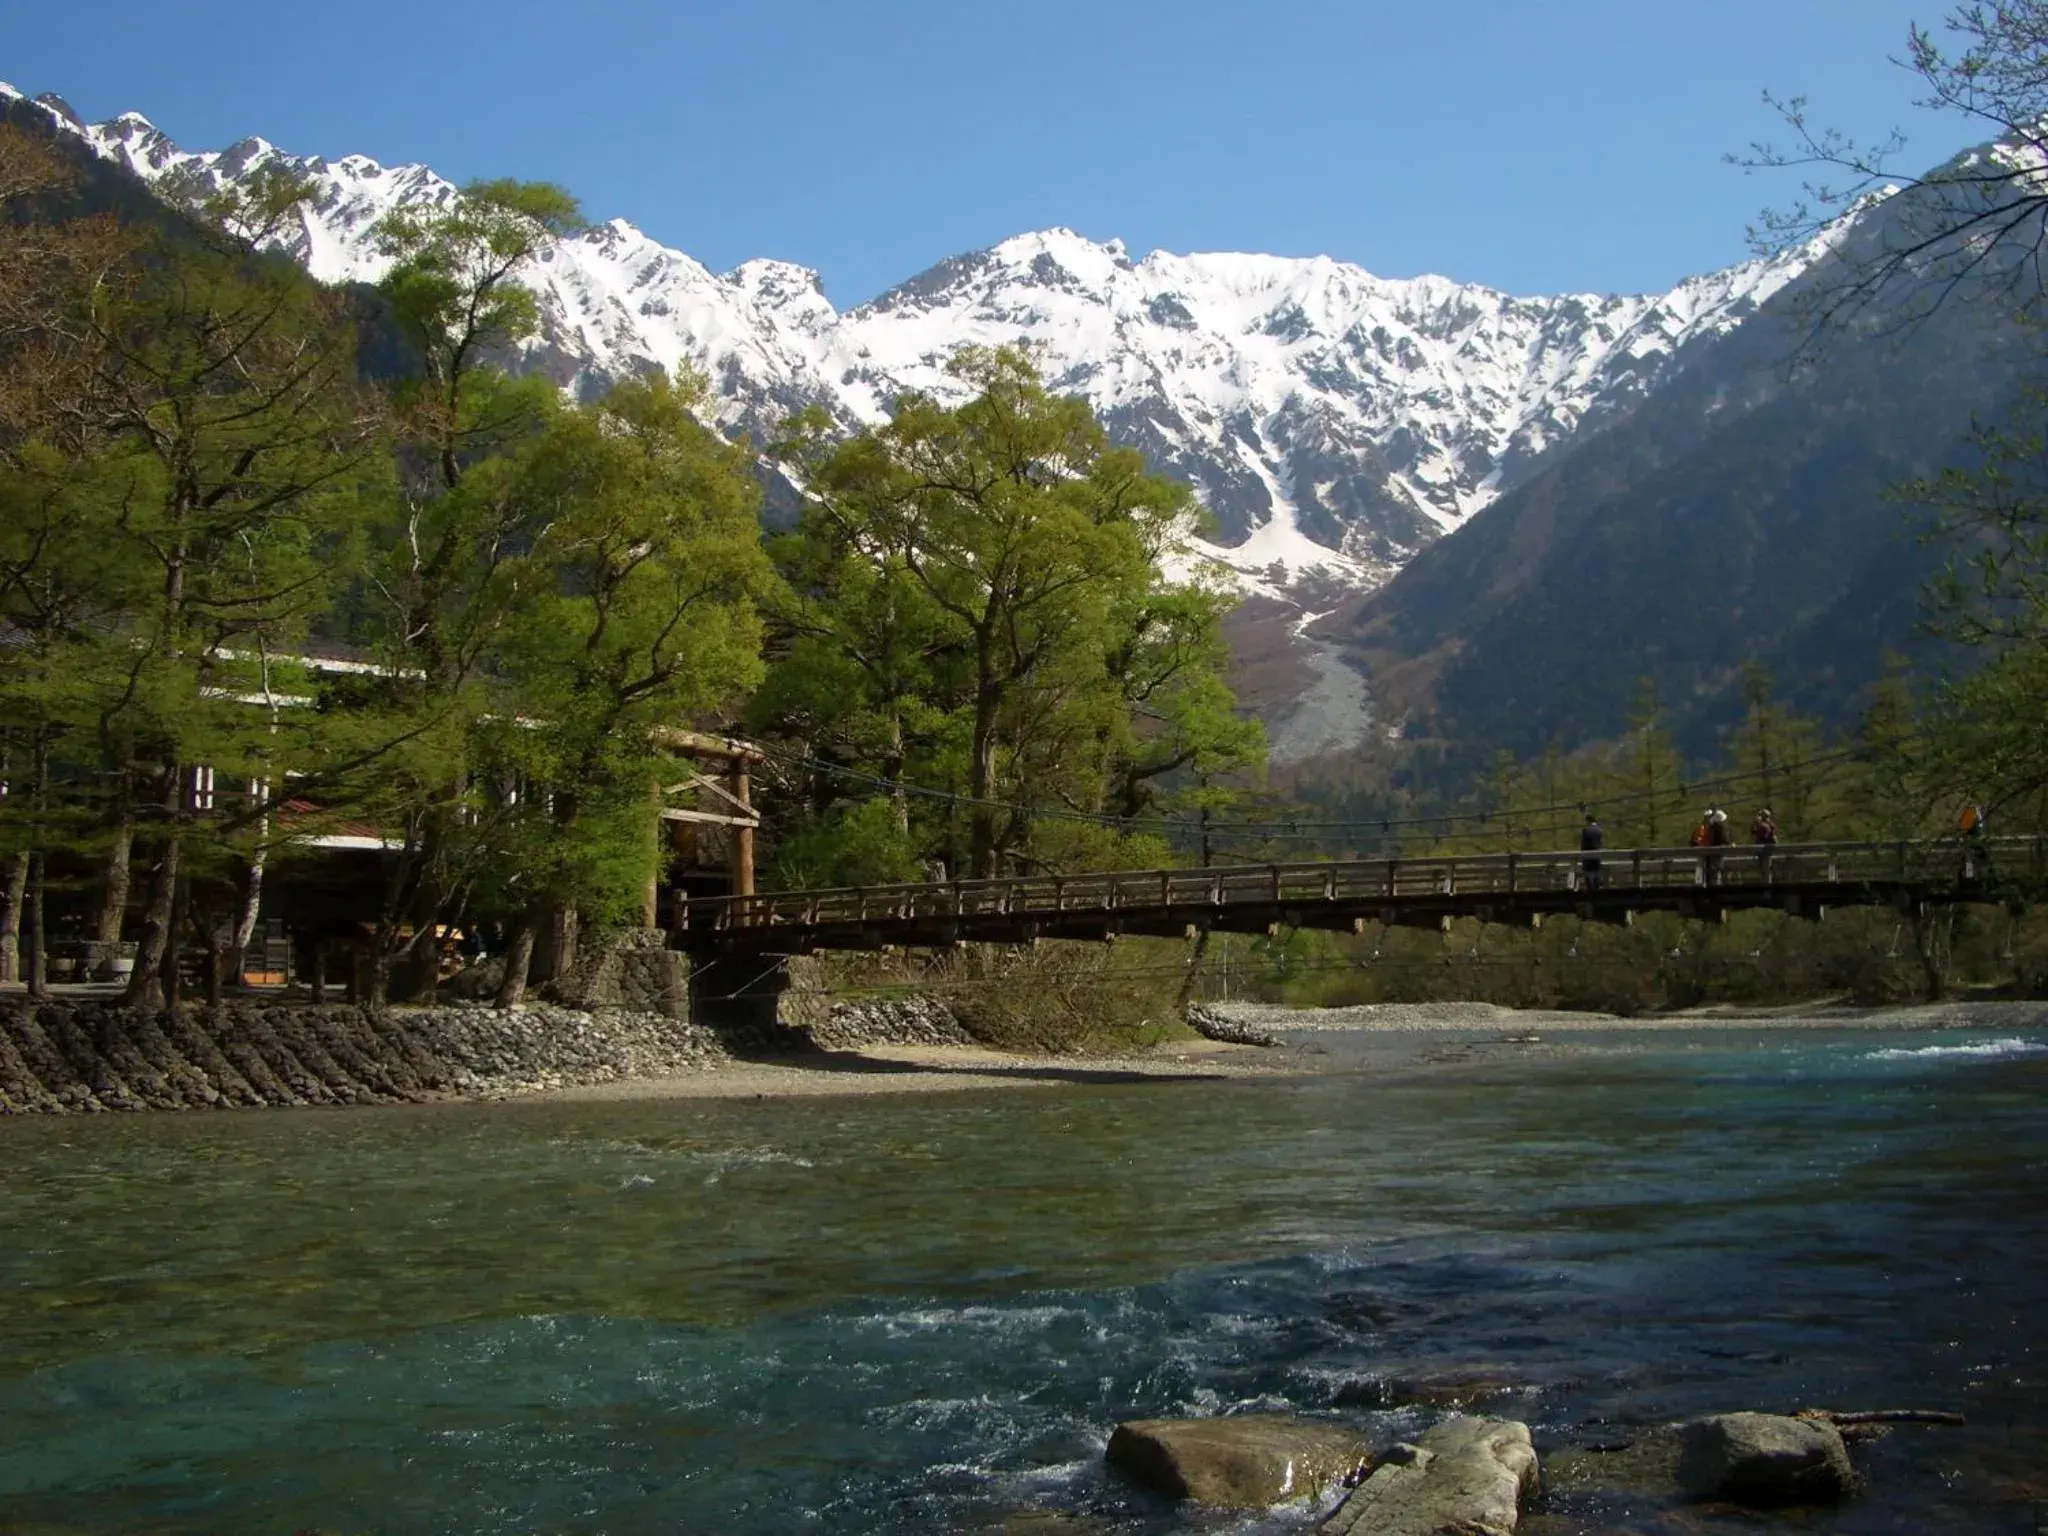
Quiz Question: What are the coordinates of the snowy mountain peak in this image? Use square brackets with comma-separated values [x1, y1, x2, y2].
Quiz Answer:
[4, 83, 1828, 603]
[987, 226, 1135, 280]
[726, 257, 828, 305]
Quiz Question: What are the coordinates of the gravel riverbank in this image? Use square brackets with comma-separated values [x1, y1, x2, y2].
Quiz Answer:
[1197, 996, 2048, 1034]
[6, 994, 2042, 1114]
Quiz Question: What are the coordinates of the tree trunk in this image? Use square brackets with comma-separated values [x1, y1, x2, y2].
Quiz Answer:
[93, 804, 135, 963]
[367, 814, 429, 1010]
[1910, 906, 1947, 1002]
[886, 710, 909, 836]
[232, 851, 266, 986]
[969, 684, 1001, 880]
[300, 933, 327, 1005]
[202, 918, 228, 1008]
[22, 850, 48, 1000]
[532, 900, 579, 988]
[124, 832, 183, 1009]
[96, 800, 135, 928]
[495, 920, 537, 1010]
[19, 735, 53, 998]
[163, 872, 190, 1009]
[0, 852, 25, 984]
[392, 931, 439, 1004]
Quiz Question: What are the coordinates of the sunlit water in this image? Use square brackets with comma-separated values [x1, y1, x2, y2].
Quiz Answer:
[1, 1025, 2044, 1534]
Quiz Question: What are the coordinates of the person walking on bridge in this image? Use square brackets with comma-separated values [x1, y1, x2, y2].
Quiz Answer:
[1750, 806, 1778, 883]
[1703, 806, 1732, 886]
[1960, 798, 1988, 881]
[1579, 812, 1604, 892]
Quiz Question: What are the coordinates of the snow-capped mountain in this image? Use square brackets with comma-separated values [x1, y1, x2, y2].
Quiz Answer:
[9, 84, 1816, 602]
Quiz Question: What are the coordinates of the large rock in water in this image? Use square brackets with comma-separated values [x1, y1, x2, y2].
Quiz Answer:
[1320, 1416, 1539, 1535]
[1676, 1412, 1855, 1507]
[1105, 1414, 1370, 1507]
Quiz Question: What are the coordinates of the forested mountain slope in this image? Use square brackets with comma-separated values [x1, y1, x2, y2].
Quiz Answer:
[1329, 205, 2035, 777]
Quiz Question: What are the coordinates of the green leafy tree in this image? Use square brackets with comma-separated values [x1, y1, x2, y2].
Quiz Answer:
[751, 464, 957, 868]
[1831, 657, 1939, 839]
[91, 218, 373, 1006]
[766, 347, 1260, 879]
[0, 140, 374, 1004]
[336, 180, 584, 1000]
[1725, 664, 1829, 841]
[481, 369, 773, 1004]
[1610, 677, 1693, 848]
[1868, 394, 2048, 829]
[375, 179, 585, 497]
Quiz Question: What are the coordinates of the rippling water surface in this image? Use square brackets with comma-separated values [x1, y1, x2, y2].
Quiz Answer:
[1, 1024, 2043, 1534]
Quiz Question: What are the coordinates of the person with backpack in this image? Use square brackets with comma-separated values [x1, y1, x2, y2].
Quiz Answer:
[1703, 806, 1732, 885]
[1960, 798, 1988, 880]
[1750, 806, 1778, 881]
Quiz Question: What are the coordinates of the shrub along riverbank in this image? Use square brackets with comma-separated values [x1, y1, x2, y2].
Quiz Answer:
[784, 939, 1202, 1056]
[1240, 900, 2048, 1015]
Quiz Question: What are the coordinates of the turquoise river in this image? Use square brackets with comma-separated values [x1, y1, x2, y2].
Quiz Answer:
[1, 1021, 2044, 1534]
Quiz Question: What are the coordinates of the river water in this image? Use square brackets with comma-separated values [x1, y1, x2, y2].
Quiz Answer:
[1, 1022, 2043, 1535]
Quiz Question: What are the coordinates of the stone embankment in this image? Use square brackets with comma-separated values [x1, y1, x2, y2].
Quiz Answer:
[0, 1001, 737, 1113]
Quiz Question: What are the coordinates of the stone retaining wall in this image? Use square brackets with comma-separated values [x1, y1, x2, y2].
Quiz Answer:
[0, 1001, 733, 1114]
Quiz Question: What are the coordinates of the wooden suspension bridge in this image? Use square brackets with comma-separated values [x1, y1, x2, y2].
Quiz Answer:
[669, 836, 2040, 1022]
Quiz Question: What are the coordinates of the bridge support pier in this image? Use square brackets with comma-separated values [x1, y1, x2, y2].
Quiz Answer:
[687, 951, 792, 1032]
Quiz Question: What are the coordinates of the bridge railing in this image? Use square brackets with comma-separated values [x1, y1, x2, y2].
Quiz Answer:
[678, 836, 2039, 933]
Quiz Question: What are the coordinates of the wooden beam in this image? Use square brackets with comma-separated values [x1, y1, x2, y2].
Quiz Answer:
[665, 773, 755, 814]
[660, 808, 761, 829]
[648, 726, 766, 764]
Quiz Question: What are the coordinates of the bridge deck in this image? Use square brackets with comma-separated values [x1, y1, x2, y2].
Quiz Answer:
[672, 838, 2038, 955]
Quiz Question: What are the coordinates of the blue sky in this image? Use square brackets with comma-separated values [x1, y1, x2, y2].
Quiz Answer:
[7, 0, 1974, 305]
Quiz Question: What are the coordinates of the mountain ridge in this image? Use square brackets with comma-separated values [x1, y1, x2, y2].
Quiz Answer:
[2, 81, 1822, 605]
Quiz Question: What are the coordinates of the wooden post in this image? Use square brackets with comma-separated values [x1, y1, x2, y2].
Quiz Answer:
[730, 761, 754, 899]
